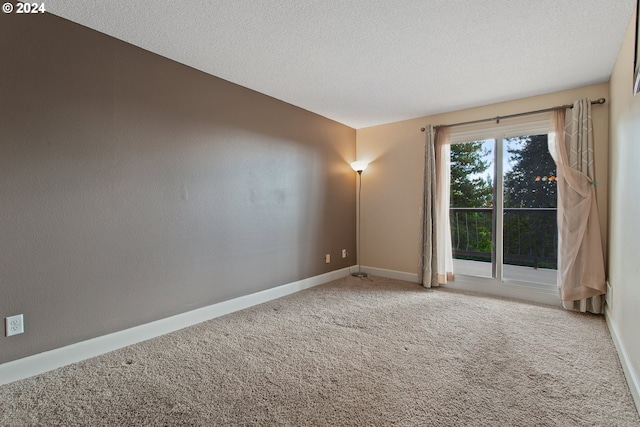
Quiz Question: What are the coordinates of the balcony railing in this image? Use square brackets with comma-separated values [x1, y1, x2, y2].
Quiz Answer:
[450, 207, 557, 269]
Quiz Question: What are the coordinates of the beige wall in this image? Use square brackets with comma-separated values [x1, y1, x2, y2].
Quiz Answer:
[609, 7, 640, 403]
[356, 83, 609, 276]
[0, 11, 355, 363]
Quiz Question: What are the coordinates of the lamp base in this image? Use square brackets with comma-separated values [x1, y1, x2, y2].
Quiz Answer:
[351, 272, 368, 278]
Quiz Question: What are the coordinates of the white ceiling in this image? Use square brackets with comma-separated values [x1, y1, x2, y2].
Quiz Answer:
[45, 0, 635, 129]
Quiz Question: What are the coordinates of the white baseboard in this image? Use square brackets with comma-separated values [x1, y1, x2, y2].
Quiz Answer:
[605, 308, 640, 415]
[0, 268, 351, 386]
[359, 266, 420, 283]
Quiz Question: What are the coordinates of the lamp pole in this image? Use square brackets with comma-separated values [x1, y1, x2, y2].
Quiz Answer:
[351, 161, 368, 278]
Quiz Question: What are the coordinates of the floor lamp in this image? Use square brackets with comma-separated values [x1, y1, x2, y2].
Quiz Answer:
[351, 161, 368, 278]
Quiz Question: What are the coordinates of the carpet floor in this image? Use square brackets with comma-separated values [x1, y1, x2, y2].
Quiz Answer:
[1, 275, 638, 426]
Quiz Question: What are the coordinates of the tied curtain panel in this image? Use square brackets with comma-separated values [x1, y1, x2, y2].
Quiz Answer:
[419, 125, 454, 288]
[549, 99, 606, 313]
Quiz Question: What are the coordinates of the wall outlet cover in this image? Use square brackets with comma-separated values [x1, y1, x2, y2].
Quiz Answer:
[6, 314, 24, 337]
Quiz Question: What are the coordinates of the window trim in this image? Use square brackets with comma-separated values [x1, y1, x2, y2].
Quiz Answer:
[448, 119, 550, 144]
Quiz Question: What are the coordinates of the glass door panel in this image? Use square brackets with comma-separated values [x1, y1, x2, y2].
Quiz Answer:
[450, 139, 494, 278]
[502, 134, 557, 285]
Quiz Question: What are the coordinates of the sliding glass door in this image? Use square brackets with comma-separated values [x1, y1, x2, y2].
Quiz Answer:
[450, 127, 557, 287]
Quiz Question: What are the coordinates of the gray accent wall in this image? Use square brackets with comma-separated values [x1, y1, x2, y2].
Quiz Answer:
[0, 11, 356, 363]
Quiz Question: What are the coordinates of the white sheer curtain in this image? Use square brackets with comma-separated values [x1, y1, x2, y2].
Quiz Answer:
[548, 100, 606, 313]
[419, 125, 454, 288]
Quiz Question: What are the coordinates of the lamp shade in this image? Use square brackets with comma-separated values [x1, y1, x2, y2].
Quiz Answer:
[350, 161, 369, 172]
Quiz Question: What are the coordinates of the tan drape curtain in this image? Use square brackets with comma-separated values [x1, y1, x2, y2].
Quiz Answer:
[419, 125, 454, 288]
[549, 100, 606, 313]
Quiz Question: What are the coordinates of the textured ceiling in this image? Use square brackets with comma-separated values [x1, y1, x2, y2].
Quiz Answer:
[45, 0, 635, 129]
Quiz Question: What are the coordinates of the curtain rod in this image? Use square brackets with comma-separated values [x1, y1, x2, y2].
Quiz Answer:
[420, 98, 606, 132]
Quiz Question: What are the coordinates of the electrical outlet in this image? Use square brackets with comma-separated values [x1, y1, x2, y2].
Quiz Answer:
[325, 254, 331, 263]
[6, 314, 24, 337]
[342, 249, 347, 258]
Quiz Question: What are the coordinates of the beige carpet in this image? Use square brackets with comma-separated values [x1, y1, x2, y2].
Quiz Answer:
[1, 275, 638, 426]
